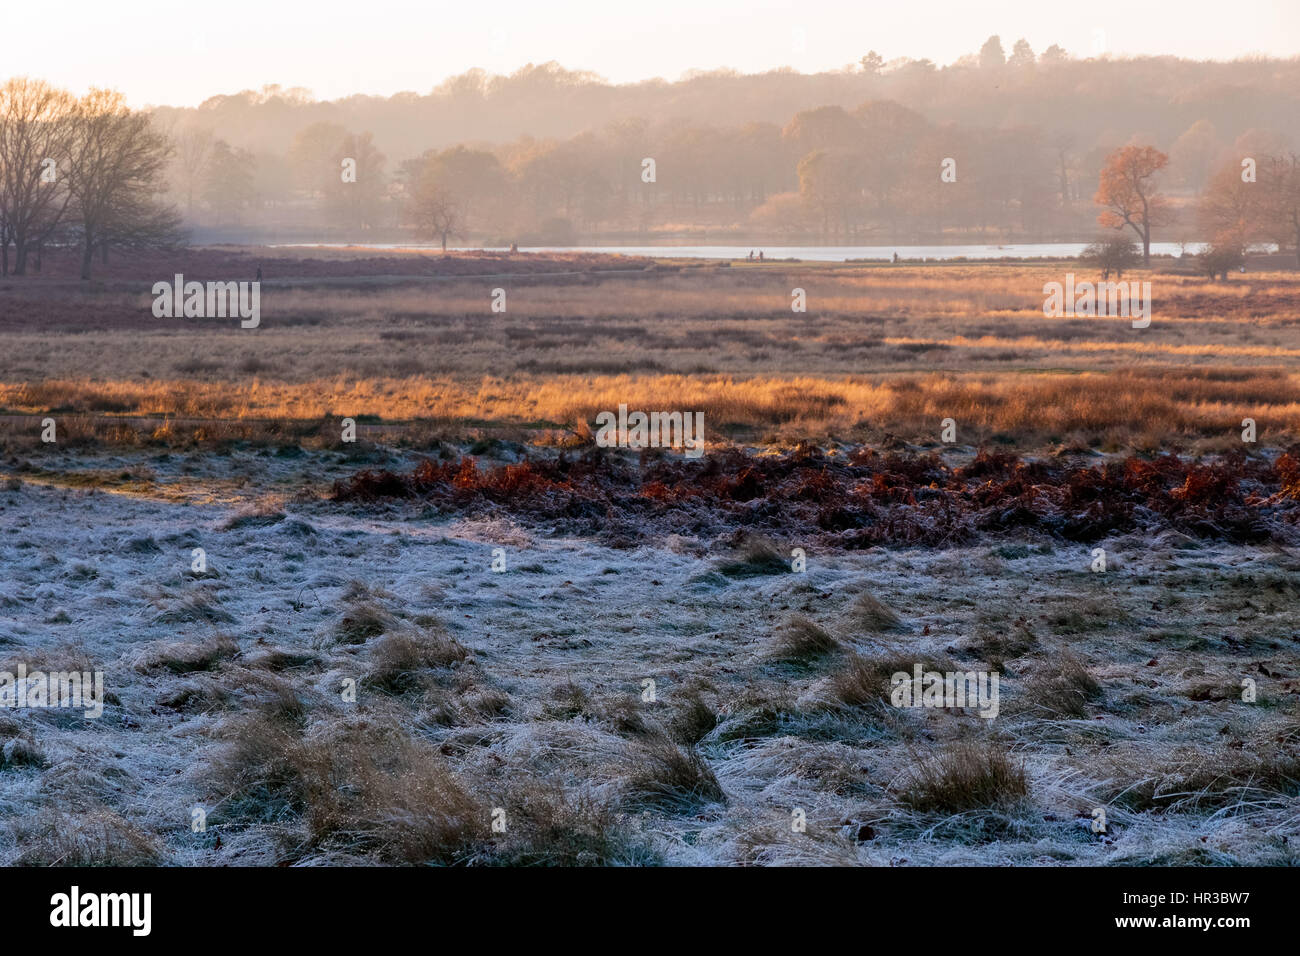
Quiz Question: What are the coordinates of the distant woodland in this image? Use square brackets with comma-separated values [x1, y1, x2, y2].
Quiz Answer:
[10, 38, 1300, 251]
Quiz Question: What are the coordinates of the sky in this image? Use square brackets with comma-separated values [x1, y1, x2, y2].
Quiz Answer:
[10, 0, 1300, 107]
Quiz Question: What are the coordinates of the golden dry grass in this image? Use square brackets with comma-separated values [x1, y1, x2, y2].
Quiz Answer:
[5, 262, 1300, 449]
[5, 368, 1300, 449]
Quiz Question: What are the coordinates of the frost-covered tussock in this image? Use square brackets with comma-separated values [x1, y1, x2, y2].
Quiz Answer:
[0, 449, 1296, 867]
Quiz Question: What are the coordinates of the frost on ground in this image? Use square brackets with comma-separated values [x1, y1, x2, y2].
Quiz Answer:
[0, 443, 1297, 866]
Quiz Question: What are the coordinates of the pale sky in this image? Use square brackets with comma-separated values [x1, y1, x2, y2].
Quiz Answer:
[12, 0, 1300, 107]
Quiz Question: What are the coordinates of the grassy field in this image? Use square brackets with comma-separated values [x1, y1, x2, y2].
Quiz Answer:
[5, 249, 1300, 451]
[0, 248, 1296, 867]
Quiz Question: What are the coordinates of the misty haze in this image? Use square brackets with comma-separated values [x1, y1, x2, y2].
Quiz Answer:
[0, 1, 1296, 905]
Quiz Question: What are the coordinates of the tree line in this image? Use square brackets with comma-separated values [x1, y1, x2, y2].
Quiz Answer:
[0, 78, 181, 279]
[151, 45, 1300, 173]
[143, 39, 1298, 250]
[165, 95, 1300, 261]
[5, 41, 1299, 266]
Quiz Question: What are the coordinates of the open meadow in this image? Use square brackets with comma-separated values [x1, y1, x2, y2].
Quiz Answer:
[0, 248, 1297, 866]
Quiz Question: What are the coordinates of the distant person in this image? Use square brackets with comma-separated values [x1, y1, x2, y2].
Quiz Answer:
[255, 265, 263, 282]
[892, 251, 899, 263]
[747, 250, 753, 260]
[758, 250, 764, 261]
[509, 242, 518, 254]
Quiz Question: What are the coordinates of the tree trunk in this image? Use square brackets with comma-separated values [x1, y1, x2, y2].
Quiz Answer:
[441, 233, 448, 252]
[80, 235, 95, 280]
[13, 242, 27, 276]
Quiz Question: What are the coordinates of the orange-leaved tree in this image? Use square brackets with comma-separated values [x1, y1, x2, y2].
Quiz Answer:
[1094, 145, 1171, 266]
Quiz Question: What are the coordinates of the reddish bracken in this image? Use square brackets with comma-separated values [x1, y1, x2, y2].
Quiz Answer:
[333, 445, 1300, 548]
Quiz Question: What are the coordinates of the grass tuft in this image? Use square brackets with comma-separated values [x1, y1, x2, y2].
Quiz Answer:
[899, 741, 1029, 814]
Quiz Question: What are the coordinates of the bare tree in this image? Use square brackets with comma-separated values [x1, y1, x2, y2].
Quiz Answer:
[1199, 152, 1300, 268]
[171, 124, 215, 219]
[1260, 153, 1300, 268]
[1199, 157, 1262, 242]
[97, 187, 185, 264]
[0, 213, 11, 276]
[0, 77, 76, 275]
[410, 180, 465, 252]
[288, 121, 348, 198]
[1049, 132, 1075, 210]
[328, 131, 387, 234]
[202, 139, 257, 226]
[63, 89, 180, 279]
